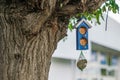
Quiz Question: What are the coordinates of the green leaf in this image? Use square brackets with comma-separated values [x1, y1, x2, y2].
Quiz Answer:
[96, 13, 100, 24]
[68, 23, 73, 31]
[71, 0, 119, 27]
[102, 6, 106, 12]
[88, 16, 91, 21]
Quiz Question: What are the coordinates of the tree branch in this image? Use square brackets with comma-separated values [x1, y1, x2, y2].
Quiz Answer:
[57, 0, 106, 16]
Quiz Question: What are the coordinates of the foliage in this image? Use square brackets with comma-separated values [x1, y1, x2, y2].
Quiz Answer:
[68, 17, 77, 31]
[68, 0, 119, 30]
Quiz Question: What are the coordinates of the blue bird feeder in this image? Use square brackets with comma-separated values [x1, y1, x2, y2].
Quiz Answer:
[75, 18, 92, 50]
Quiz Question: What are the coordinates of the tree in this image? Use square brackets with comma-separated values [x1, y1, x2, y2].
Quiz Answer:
[0, 0, 112, 80]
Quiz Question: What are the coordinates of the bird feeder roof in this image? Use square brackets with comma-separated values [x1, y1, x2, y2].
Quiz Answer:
[75, 18, 92, 29]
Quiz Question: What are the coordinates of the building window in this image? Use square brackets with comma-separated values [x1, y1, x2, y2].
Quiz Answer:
[91, 50, 97, 62]
[112, 55, 118, 66]
[108, 70, 115, 77]
[100, 53, 107, 65]
[101, 68, 107, 76]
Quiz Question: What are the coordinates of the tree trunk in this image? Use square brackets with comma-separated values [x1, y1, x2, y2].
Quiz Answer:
[0, 0, 106, 80]
[0, 13, 65, 80]
[0, 15, 53, 80]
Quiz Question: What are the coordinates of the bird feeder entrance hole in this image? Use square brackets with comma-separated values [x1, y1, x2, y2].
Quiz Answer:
[79, 26, 87, 35]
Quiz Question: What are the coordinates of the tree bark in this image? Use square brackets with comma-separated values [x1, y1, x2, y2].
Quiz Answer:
[0, 0, 106, 80]
[0, 14, 65, 80]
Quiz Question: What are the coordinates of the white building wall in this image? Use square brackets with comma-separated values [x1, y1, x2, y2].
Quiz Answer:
[90, 17, 120, 51]
[49, 58, 76, 80]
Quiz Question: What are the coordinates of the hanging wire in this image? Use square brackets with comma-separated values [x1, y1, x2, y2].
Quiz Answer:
[78, 51, 85, 60]
[105, 10, 109, 31]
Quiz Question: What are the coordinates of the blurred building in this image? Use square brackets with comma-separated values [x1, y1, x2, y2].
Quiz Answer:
[48, 14, 120, 80]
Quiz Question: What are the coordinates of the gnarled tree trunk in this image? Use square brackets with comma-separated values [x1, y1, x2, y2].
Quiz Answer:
[0, 0, 105, 80]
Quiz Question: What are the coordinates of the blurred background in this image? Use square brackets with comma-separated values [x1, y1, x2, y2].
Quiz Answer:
[49, 0, 120, 80]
